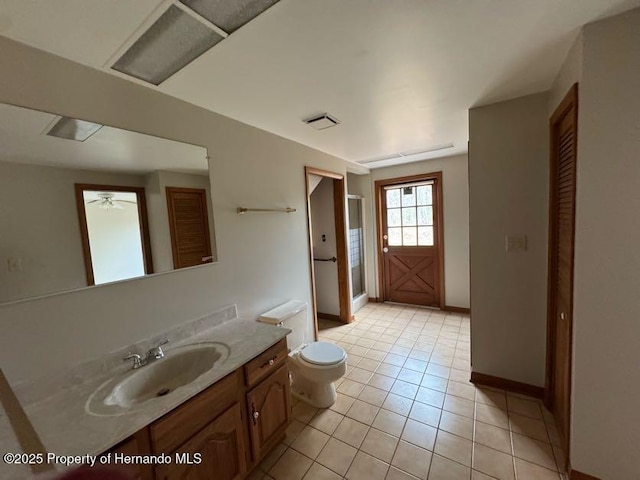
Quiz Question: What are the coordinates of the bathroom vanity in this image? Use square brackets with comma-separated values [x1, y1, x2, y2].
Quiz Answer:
[0, 306, 292, 480]
[107, 338, 290, 480]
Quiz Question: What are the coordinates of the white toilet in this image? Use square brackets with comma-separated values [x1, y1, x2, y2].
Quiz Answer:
[258, 301, 347, 408]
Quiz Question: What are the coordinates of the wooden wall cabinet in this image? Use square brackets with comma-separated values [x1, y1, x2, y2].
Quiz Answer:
[105, 338, 290, 480]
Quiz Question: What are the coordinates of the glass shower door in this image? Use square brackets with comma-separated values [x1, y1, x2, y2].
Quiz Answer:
[348, 196, 366, 299]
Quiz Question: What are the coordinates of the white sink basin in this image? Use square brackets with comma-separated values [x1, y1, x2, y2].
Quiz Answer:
[86, 342, 229, 416]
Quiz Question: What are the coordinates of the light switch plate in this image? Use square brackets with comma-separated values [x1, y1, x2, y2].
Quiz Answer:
[506, 234, 527, 252]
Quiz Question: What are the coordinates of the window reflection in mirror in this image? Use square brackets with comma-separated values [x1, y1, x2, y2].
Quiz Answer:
[0, 103, 216, 304]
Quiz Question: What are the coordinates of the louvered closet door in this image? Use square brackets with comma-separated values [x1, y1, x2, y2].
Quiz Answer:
[548, 85, 578, 456]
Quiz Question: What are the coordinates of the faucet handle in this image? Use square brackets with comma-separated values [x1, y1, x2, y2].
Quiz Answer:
[149, 339, 169, 359]
[123, 353, 143, 369]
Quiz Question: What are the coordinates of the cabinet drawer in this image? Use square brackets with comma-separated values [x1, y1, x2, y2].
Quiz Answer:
[150, 370, 241, 454]
[244, 338, 287, 387]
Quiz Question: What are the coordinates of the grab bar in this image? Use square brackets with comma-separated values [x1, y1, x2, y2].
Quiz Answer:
[314, 257, 337, 263]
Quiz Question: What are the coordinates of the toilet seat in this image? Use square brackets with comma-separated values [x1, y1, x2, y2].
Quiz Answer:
[300, 342, 346, 366]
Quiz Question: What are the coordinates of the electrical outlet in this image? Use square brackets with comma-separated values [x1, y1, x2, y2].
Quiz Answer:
[506, 234, 527, 253]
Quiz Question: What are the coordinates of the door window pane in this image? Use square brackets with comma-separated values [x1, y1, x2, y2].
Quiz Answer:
[418, 226, 434, 246]
[402, 207, 416, 226]
[386, 189, 400, 208]
[403, 227, 417, 246]
[417, 206, 433, 226]
[401, 187, 416, 207]
[417, 185, 432, 205]
[388, 227, 402, 246]
[387, 208, 401, 227]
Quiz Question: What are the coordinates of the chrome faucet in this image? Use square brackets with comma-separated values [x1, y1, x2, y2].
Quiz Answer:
[123, 339, 169, 369]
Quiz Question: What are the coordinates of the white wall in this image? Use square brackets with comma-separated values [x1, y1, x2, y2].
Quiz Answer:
[368, 154, 470, 309]
[570, 9, 640, 479]
[85, 201, 145, 285]
[549, 33, 583, 114]
[468, 93, 549, 387]
[0, 160, 144, 302]
[310, 178, 340, 316]
[0, 37, 363, 383]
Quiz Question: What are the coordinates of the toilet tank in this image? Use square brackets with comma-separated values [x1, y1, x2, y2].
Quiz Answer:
[258, 301, 308, 351]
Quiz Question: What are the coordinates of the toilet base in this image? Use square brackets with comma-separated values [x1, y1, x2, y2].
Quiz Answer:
[291, 380, 337, 409]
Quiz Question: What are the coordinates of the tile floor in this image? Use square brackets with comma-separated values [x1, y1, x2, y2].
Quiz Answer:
[249, 303, 567, 480]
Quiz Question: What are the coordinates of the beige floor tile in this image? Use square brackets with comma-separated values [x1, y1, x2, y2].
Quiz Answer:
[349, 345, 368, 356]
[506, 396, 543, 420]
[365, 349, 388, 361]
[514, 458, 561, 480]
[348, 367, 375, 384]
[309, 409, 344, 435]
[421, 374, 448, 392]
[338, 379, 366, 398]
[284, 419, 307, 445]
[427, 454, 471, 480]
[511, 433, 557, 470]
[361, 427, 400, 463]
[475, 388, 507, 410]
[330, 393, 356, 415]
[472, 444, 515, 480]
[346, 399, 380, 425]
[391, 380, 419, 399]
[409, 350, 431, 362]
[369, 373, 397, 391]
[360, 358, 383, 372]
[385, 353, 408, 367]
[471, 471, 495, 480]
[293, 402, 319, 424]
[397, 368, 424, 385]
[401, 418, 437, 450]
[372, 409, 407, 437]
[359, 385, 389, 407]
[291, 426, 330, 459]
[443, 394, 474, 418]
[415, 387, 445, 408]
[382, 393, 414, 416]
[476, 404, 509, 429]
[409, 401, 442, 427]
[269, 448, 313, 480]
[426, 363, 451, 378]
[552, 445, 567, 473]
[377, 363, 402, 377]
[333, 417, 370, 448]
[387, 466, 421, 480]
[316, 437, 358, 476]
[438, 411, 473, 440]
[346, 451, 389, 480]
[391, 441, 432, 480]
[508, 413, 549, 442]
[474, 421, 512, 454]
[404, 358, 428, 372]
[448, 368, 472, 384]
[433, 430, 472, 467]
[446, 381, 476, 401]
[303, 462, 342, 480]
[259, 442, 287, 472]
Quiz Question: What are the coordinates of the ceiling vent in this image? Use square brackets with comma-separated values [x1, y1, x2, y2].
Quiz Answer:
[303, 113, 341, 130]
[46, 116, 103, 142]
[180, 0, 280, 34]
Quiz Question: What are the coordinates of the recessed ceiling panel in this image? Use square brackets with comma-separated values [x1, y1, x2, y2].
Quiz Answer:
[47, 116, 103, 142]
[112, 5, 223, 85]
[180, 0, 279, 33]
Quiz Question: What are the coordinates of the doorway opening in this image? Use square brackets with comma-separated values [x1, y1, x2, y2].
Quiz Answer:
[545, 84, 578, 459]
[348, 195, 368, 313]
[305, 167, 352, 337]
[75, 184, 153, 286]
[375, 172, 445, 308]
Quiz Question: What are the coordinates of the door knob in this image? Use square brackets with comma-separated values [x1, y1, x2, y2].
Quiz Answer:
[383, 247, 389, 253]
[383, 235, 388, 240]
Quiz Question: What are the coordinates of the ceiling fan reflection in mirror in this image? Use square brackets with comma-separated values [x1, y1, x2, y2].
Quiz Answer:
[85, 192, 137, 210]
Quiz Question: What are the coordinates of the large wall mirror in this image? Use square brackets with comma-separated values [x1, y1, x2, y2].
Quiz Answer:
[0, 103, 216, 304]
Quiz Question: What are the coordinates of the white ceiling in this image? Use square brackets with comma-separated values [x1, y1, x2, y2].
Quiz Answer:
[1, 0, 639, 168]
[0, 103, 208, 174]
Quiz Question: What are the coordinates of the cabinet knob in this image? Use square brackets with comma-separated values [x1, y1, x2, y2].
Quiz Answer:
[269, 359, 275, 366]
[253, 411, 260, 420]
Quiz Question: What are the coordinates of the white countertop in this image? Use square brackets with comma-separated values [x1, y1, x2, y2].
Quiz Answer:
[1, 306, 289, 479]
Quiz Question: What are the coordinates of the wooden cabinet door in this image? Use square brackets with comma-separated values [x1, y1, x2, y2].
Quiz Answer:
[246, 365, 291, 461]
[155, 404, 246, 480]
[109, 432, 152, 480]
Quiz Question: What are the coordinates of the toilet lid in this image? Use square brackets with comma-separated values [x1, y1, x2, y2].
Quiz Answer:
[300, 342, 346, 366]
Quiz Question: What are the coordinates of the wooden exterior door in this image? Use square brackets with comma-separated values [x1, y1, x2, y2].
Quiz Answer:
[246, 365, 291, 461]
[545, 84, 578, 456]
[155, 404, 246, 480]
[376, 173, 444, 307]
[166, 187, 212, 269]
